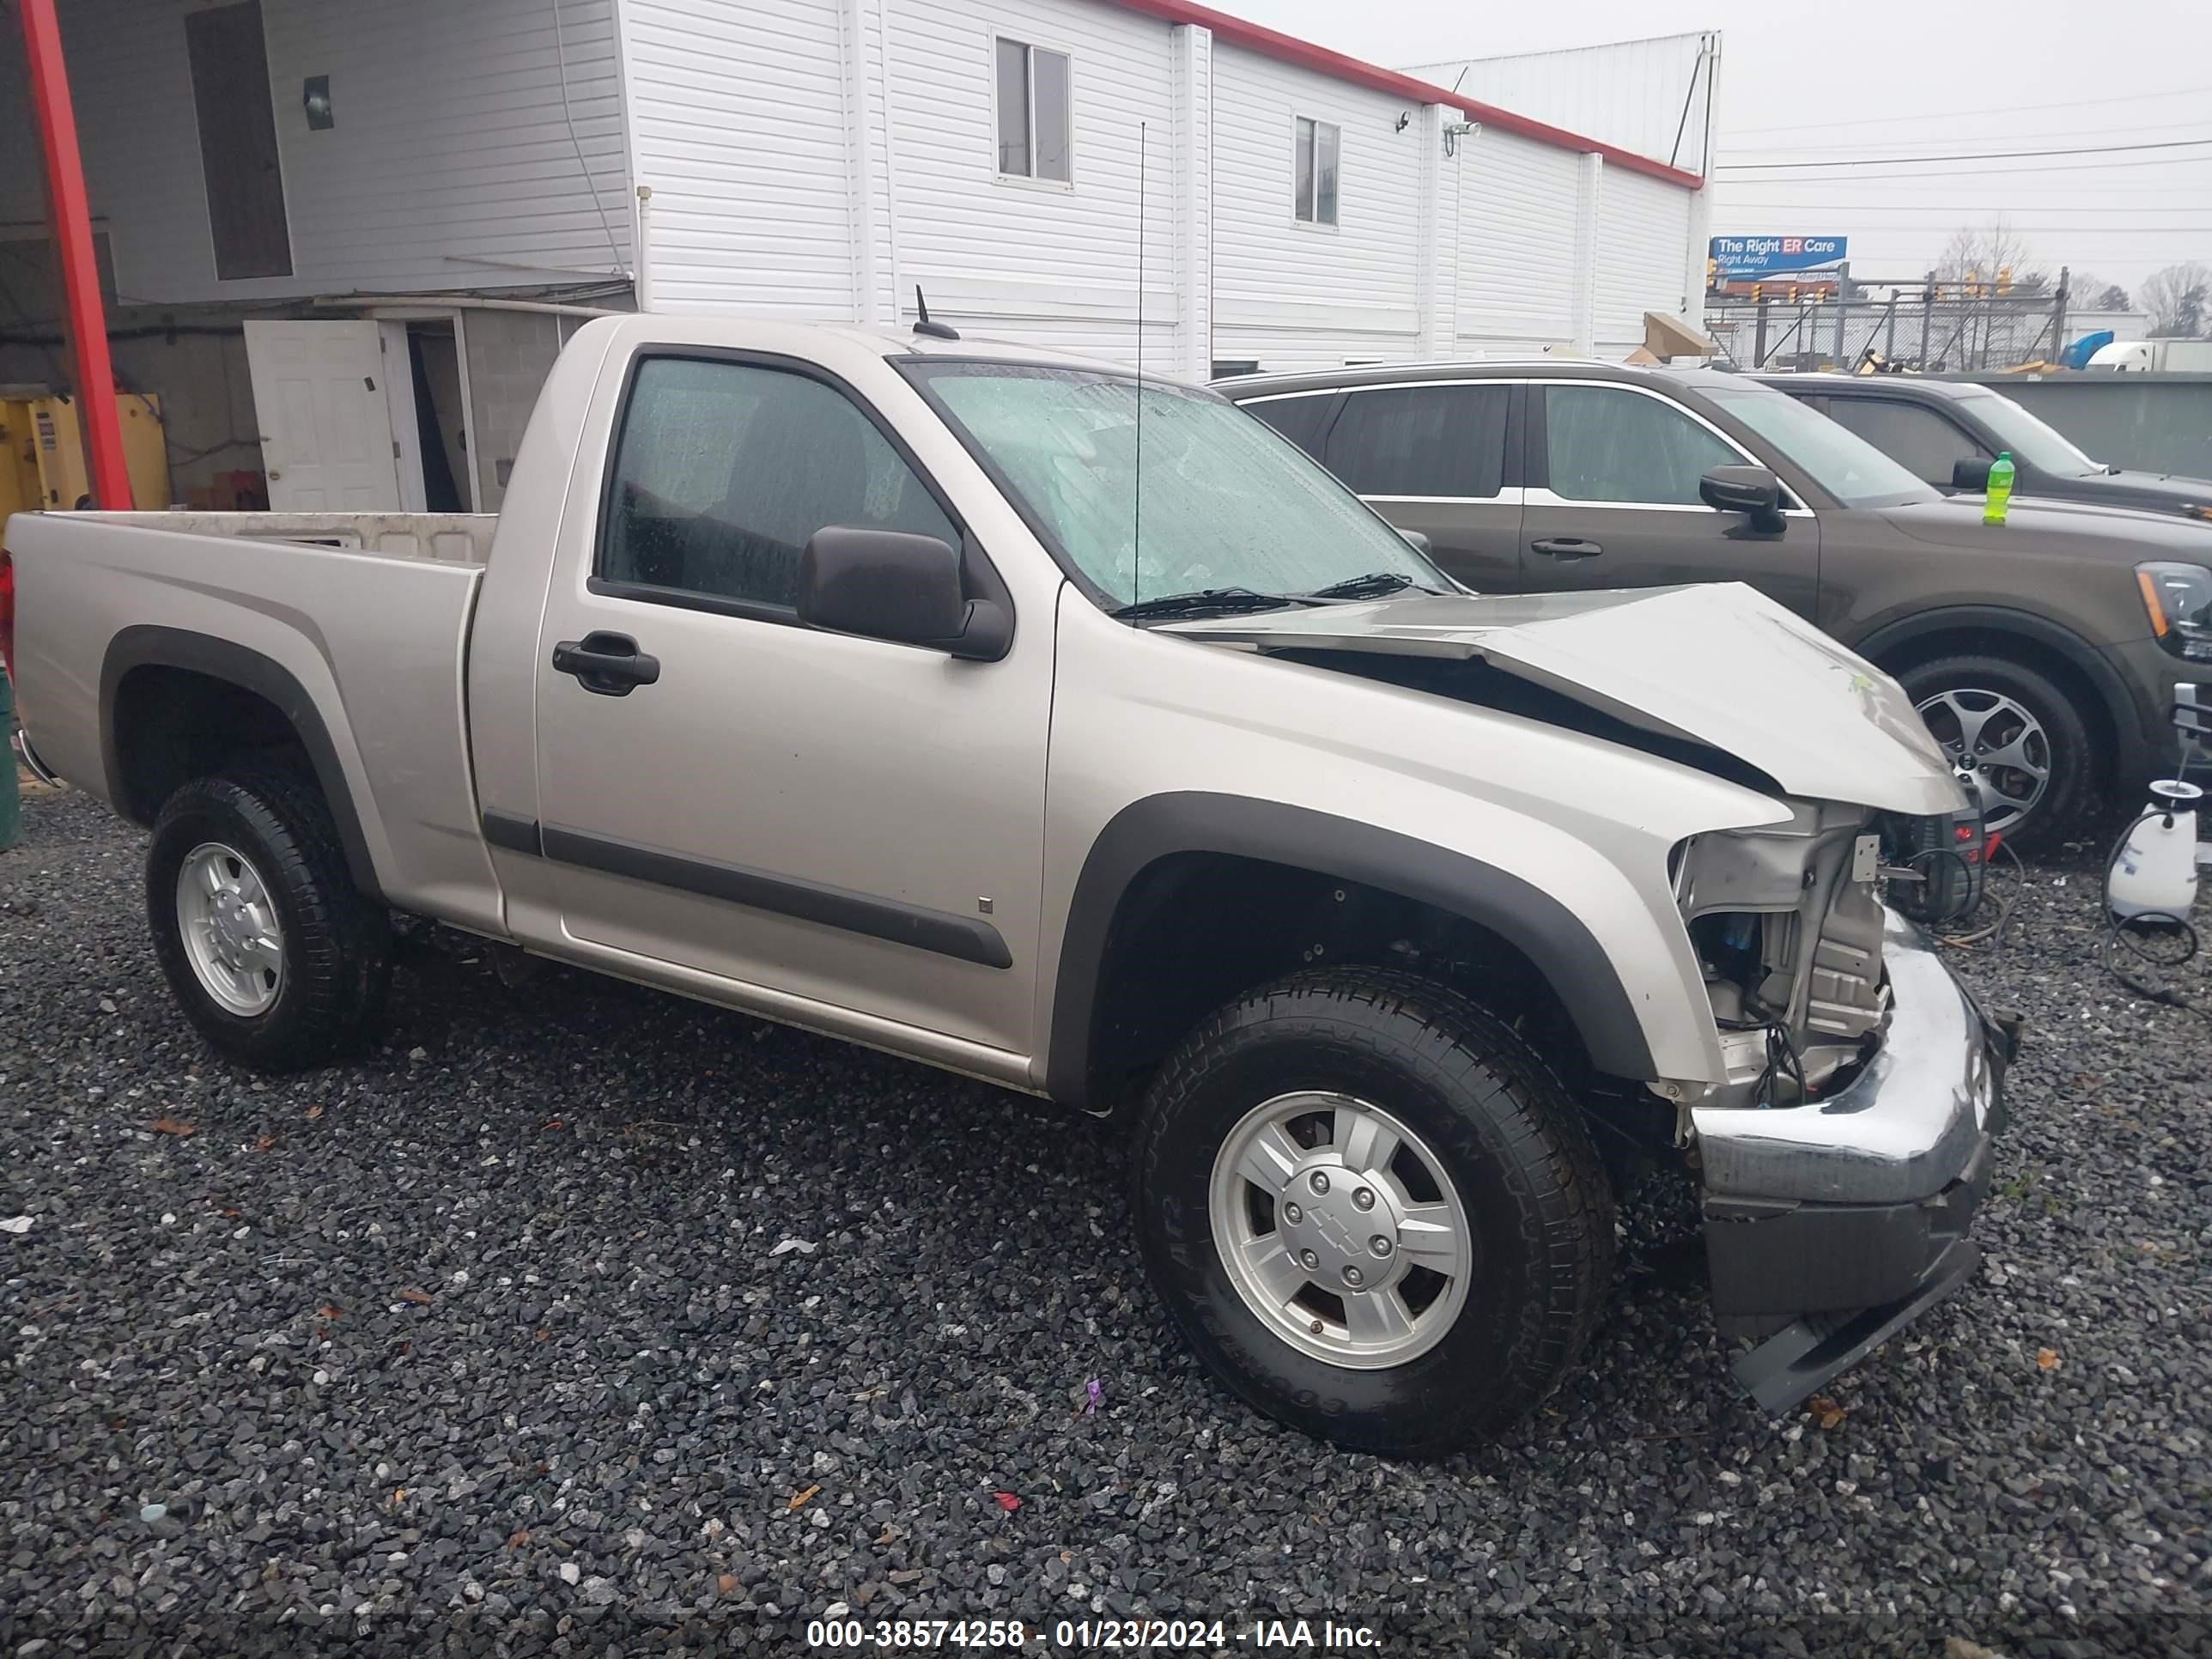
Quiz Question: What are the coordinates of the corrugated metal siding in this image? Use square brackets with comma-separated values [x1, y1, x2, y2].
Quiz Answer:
[1453, 129, 1583, 352]
[1208, 41, 1424, 368]
[884, 0, 1177, 340]
[1594, 165, 1694, 349]
[624, 0, 853, 314]
[13, 0, 630, 303]
[1405, 33, 1717, 176]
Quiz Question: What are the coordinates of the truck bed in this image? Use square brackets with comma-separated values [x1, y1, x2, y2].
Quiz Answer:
[6, 508, 506, 933]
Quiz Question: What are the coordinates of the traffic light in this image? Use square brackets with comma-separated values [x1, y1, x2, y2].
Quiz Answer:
[1996, 266, 2012, 296]
[1752, 283, 1765, 302]
[1787, 283, 1800, 303]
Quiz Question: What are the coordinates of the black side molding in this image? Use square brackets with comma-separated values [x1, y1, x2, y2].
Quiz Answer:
[1047, 793, 1659, 1108]
[484, 815, 1011, 970]
[480, 809, 543, 857]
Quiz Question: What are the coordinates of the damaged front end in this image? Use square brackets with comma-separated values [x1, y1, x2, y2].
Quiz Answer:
[1671, 803, 1893, 1112]
[1668, 805, 2022, 1414]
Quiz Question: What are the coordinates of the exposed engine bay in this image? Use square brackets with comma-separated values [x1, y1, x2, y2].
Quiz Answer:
[1253, 644, 1987, 1115]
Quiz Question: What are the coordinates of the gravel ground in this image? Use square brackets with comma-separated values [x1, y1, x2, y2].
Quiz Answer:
[2, 784, 2208, 1658]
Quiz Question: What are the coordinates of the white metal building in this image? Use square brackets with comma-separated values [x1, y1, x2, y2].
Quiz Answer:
[0, 0, 1714, 510]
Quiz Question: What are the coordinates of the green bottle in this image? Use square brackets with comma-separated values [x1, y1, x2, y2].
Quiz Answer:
[1983, 451, 2014, 526]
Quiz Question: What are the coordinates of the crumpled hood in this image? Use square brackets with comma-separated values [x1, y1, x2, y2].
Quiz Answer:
[1162, 581, 1965, 816]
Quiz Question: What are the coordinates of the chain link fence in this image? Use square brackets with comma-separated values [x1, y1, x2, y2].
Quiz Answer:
[1703, 296, 2070, 373]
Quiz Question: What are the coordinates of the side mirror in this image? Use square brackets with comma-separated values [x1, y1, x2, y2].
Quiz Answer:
[1699, 465, 1784, 521]
[799, 527, 1012, 660]
[1398, 527, 1432, 556]
[1952, 458, 1994, 491]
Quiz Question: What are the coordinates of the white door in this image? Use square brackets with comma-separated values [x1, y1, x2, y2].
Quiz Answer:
[243, 320, 403, 510]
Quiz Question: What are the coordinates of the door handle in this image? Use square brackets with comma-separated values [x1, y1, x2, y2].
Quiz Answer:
[1530, 537, 1603, 560]
[551, 632, 661, 696]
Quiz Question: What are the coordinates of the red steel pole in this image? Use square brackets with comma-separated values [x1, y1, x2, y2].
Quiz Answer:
[18, 0, 131, 507]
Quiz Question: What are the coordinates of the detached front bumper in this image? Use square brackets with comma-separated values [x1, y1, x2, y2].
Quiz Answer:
[1690, 911, 2018, 1413]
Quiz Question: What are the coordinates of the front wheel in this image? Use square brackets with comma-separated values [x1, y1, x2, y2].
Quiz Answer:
[1898, 653, 2094, 850]
[1131, 969, 1614, 1456]
[147, 771, 391, 1071]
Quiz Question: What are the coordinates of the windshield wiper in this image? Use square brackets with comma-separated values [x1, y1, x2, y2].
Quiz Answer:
[1110, 586, 1307, 621]
[1300, 570, 1436, 601]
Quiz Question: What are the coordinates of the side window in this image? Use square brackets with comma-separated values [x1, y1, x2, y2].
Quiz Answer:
[600, 357, 957, 611]
[1243, 393, 1336, 460]
[1822, 398, 1988, 486]
[1325, 385, 1509, 499]
[1542, 385, 1740, 505]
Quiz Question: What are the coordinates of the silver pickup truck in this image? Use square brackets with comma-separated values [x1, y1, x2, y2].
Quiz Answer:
[5, 315, 2015, 1455]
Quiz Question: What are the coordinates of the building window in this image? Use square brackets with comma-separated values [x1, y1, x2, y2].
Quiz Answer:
[1294, 117, 1340, 226]
[996, 38, 1072, 183]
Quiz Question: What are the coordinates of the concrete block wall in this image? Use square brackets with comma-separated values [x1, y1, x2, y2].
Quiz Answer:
[461, 310, 580, 511]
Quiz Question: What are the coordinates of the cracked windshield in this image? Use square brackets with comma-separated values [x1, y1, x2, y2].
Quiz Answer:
[912, 363, 1439, 609]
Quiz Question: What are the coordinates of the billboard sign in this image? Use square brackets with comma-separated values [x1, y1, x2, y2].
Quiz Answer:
[1709, 235, 1847, 277]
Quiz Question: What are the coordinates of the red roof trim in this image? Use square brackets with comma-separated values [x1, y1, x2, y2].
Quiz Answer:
[1101, 0, 1705, 189]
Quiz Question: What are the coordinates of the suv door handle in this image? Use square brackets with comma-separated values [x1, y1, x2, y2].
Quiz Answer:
[551, 632, 661, 696]
[1530, 538, 1602, 560]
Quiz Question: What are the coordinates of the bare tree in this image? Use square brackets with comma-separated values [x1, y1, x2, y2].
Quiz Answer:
[2141, 262, 2212, 336]
[2066, 272, 2132, 311]
[1934, 220, 2047, 294]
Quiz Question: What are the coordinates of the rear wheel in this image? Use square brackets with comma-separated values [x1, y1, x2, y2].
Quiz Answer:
[1131, 968, 1613, 1456]
[147, 771, 391, 1070]
[1898, 653, 2094, 850]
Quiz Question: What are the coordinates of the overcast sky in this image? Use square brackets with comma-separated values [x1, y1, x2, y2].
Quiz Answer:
[1222, 0, 2212, 298]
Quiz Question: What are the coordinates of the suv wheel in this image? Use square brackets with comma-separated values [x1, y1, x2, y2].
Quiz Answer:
[147, 771, 392, 1071]
[1131, 968, 1613, 1456]
[1898, 653, 2092, 850]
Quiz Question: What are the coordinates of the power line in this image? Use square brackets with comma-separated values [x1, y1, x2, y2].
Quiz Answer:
[1711, 154, 2212, 182]
[1719, 83, 2212, 137]
[1711, 204, 2212, 215]
[1711, 225, 2212, 234]
[1718, 137, 2212, 171]
[1722, 121, 2212, 159]
[1717, 184, 2212, 197]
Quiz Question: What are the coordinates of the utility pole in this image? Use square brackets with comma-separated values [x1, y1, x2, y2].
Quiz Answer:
[1753, 295, 1770, 367]
[2051, 266, 2069, 366]
[1918, 271, 1934, 368]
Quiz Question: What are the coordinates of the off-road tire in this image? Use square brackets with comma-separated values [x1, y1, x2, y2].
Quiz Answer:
[1896, 652, 2094, 852]
[147, 770, 391, 1070]
[1132, 967, 1615, 1456]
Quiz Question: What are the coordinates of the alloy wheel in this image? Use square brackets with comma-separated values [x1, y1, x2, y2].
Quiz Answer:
[1915, 687, 2051, 835]
[175, 842, 286, 1017]
[1208, 1091, 1472, 1369]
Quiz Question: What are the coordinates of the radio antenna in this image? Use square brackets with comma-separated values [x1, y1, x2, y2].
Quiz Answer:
[1132, 119, 1146, 612]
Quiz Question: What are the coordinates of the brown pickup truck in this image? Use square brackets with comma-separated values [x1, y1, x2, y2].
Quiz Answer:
[1221, 360, 2212, 848]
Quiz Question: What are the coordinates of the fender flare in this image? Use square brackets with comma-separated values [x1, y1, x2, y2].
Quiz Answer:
[1850, 603, 2148, 775]
[100, 625, 385, 902]
[1044, 792, 1659, 1107]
